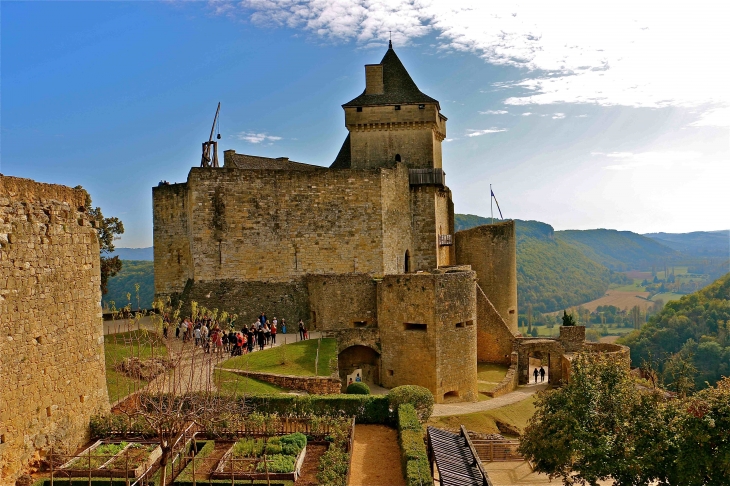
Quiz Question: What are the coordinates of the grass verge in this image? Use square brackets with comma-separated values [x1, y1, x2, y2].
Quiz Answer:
[218, 338, 337, 377]
[214, 369, 287, 395]
[427, 394, 537, 436]
[105, 330, 167, 403]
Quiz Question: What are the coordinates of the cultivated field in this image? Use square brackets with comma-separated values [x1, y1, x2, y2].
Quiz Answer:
[547, 289, 654, 315]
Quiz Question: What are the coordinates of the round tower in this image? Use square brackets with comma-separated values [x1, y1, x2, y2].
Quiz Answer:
[454, 220, 518, 333]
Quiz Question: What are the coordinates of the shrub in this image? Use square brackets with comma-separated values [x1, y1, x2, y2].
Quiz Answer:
[255, 454, 296, 473]
[346, 382, 371, 395]
[279, 432, 307, 456]
[405, 457, 432, 486]
[89, 414, 154, 438]
[397, 404, 432, 486]
[388, 386, 434, 422]
[242, 394, 393, 424]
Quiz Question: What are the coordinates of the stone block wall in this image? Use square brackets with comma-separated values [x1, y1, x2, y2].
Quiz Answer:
[378, 270, 477, 403]
[306, 274, 378, 330]
[475, 284, 516, 365]
[559, 325, 586, 352]
[0, 175, 109, 483]
[220, 369, 341, 395]
[455, 221, 518, 333]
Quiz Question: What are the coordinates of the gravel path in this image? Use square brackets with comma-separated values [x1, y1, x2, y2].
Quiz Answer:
[431, 383, 549, 417]
[348, 425, 406, 486]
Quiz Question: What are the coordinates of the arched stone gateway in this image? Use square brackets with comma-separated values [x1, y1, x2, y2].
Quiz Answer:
[338, 345, 381, 389]
[515, 339, 565, 385]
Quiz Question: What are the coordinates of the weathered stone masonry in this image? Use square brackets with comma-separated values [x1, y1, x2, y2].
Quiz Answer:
[0, 175, 109, 484]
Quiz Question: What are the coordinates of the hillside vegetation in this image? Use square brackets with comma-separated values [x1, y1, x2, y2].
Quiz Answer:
[619, 273, 730, 389]
[555, 229, 679, 271]
[103, 260, 154, 310]
[456, 214, 617, 313]
[644, 230, 729, 258]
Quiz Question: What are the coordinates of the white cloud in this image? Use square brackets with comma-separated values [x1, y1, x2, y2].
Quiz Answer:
[479, 110, 508, 115]
[688, 106, 730, 128]
[225, 0, 729, 120]
[237, 132, 283, 144]
[466, 128, 507, 137]
[577, 114, 588, 118]
[521, 112, 532, 116]
[552, 113, 565, 119]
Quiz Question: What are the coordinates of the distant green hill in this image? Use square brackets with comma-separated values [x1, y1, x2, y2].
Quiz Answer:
[555, 229, 679, 271]
[619, 273, 730, 390]
[455, 214, 615, 313]
[644, 230, 730, 258]
[102, 260, 154, 311]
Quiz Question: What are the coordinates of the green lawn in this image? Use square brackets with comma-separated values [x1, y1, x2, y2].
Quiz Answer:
[651, 292, 684, 303]
[104, 330, 167, 403]
[214, 369, 287, 395]
[427, 395, 537, 436]
[477, 363, 509, 383]
[218, 338, 337, 377]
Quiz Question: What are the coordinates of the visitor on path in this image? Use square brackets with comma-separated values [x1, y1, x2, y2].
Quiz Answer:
[264, 322, 271, 345]
[259, 312, 267, 327]
[298, 319, 305, 341]
[533, 367, 539, 383]
[247, 326, 255, 353]
[257, 327, 266, 351]
[193, 325, 202, 347]
[214, 329, 224, 356]
[271, 322, 277, 344]
[175, 322, 180, 339]
[281, 319, 287, 335]
[162, 314, 169, 339]
[540, 366, 546, 382]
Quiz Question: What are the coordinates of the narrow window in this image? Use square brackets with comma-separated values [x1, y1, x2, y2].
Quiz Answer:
[0, 434, 5, 444]
[46, 407, 52, 417]
[388, 370, 394, 376]
[395, 154, 401, 163]
[418, 104, 425, 109]
[455, 322, 465, 328]
[356, 106, 363, 112]
[353, 321, 367, 328]
[394, 105, 401, 111]
[465, 320, 474, 326]
[404, 250, 410, 273]
[404, 323, 427, 331]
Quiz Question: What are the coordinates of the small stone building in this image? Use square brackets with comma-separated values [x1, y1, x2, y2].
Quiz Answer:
[153, 43, 522, 403]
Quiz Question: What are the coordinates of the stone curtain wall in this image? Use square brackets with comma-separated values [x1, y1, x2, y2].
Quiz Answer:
[455, 221, 518, 333]
[380, 165, 413, 275]
[152, 182, 193, 299]
[0, 175, 109, 483]
[475, 285, 517, 365]
[185, 167, 402, 283]
[306, 274, 378, 330]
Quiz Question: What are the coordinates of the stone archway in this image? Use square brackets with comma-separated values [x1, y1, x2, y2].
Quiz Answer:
[338, 345, 380, 388]
[516, 339, 565, 385]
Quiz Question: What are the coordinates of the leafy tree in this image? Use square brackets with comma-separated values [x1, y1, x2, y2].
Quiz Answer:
[562, 310, 576, 326]
[76, 187, 125, 294]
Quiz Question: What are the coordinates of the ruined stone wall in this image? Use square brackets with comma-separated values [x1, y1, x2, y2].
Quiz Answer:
[185, 167, 407, 283]
[152, 182, 192, 299]
[455, 221, 518, 333]
[183, 279, 310, 329]
[378, 270, 477, 403]
[475, 284, 516, 365]
[306, 274, 378, 331]
[0, 175, 109, 483]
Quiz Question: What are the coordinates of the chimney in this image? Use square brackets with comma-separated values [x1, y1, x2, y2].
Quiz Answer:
[364, 64, 384, 95]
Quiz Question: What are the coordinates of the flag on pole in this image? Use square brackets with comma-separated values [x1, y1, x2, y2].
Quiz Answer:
[491, 189, 504, 219]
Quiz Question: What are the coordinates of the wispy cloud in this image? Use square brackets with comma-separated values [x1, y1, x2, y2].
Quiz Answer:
[521, 112, 532, 116]
[577, 114, 588, 118]
[552, 113, 565, 119]
[466, 128, 507, 137]
[237, 131, 283, 144]
[592, 150, 706, 170]
[479, 110, 508, 115]
[218, 1, 728, 121]
[688, 106, 730, 128]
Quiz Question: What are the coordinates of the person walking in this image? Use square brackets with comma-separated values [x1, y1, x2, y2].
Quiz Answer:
[533, 367, 539, 383]
[298, 319, 305, 341]
[271, 322, 277, 344]
[257, 327, 265, 351]
[539, 366, 546, 382]
[281, 319, 287, 335]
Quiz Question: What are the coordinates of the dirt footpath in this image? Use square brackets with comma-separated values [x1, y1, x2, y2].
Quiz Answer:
[348, 425, 406, 486]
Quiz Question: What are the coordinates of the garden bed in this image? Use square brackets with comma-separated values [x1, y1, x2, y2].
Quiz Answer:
[59, 440, 161, 478]
[211, 434, 307, 481]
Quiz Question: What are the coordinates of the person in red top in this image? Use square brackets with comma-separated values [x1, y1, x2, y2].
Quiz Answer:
[271, 321, 277, 344]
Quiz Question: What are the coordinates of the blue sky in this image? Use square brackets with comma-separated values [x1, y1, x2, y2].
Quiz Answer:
[2, 1, 728, 248]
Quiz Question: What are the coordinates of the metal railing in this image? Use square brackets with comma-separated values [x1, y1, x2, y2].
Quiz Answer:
[438, 234, 453, 246]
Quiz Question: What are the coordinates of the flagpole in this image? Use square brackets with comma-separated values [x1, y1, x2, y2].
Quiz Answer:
[490, 184, 493, 225]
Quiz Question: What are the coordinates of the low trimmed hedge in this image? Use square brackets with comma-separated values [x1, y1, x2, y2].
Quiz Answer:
[242, 394, 392, 424]
[397, 404, 432, 486]
[389, 385, 434, 422]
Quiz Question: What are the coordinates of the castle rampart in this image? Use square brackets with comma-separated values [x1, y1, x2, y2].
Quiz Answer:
[0, 175, 109, 483]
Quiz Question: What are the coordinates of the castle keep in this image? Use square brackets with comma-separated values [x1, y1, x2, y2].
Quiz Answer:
[154, 44, 521, 403]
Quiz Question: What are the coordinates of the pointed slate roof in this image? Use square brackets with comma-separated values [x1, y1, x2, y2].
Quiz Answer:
[329, 134, 352, 169]
[343, 44, 439, 107]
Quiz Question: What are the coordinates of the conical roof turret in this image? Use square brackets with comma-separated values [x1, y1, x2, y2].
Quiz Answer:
[343, 45, 439, 107]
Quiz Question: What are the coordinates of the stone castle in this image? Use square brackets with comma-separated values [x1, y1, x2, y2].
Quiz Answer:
[153, 44, 627, 402]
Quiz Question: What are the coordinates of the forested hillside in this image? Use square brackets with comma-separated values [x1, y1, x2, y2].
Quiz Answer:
[644, 230, 729, 258]
[102, 260, 154, 310]
[455, 214, 616, 313]
[555, 229, 679, 271]
[619, 273, 730, 389]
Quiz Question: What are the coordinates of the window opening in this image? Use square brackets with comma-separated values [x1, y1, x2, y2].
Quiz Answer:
[404, 250, 410, 273]
[404, 323, 427, 331]
[394, 105, 401, 110]
[395, 154, 401, 163]
[356, 106, 363, 112]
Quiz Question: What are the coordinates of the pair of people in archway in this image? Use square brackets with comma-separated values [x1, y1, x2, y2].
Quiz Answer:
[533, 366, 546, 383]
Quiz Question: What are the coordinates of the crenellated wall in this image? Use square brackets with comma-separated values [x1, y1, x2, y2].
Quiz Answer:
[0, 175, 109, 483]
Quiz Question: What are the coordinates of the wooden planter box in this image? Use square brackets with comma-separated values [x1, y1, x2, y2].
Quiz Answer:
[210, 442, 307, 482]
[59, 441, 162, 478]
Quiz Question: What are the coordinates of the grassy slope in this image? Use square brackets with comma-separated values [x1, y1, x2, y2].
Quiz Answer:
[555, 228, 679, 271]
[427, 395, 537, 436]
[214, 369, 286, 395]
[104, 330, 167, 403]
[218, 338, 338, 377]
[103, 260, 154, 310]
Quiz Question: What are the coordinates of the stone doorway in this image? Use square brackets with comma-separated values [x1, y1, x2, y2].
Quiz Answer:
[338, 345, 380, 390]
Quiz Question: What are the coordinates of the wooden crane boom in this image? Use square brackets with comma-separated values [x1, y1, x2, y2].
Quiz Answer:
[201, 102, 221, 168]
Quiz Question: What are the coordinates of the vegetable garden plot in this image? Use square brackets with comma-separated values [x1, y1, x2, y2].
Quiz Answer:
[58, 440, 162, 478]
[211, 434, 308, 481]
